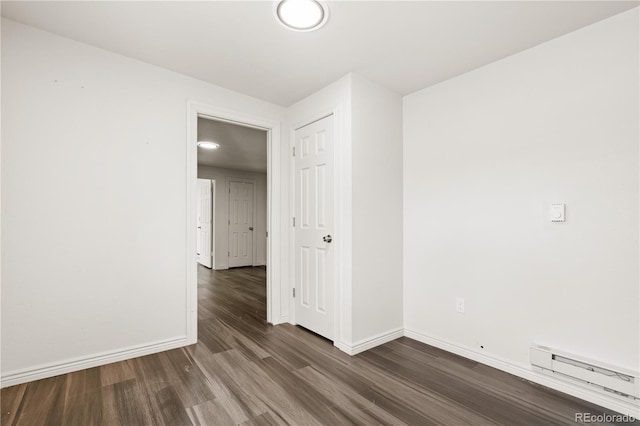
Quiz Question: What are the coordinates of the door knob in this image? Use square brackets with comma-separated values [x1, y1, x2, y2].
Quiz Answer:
[249, 227, 254, 231]
[197, 226, 201, 229]
[323, 235, 332, 243]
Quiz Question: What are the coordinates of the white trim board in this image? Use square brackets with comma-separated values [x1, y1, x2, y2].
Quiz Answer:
[404, 328, 640, 418]
[340, 328, 404, 356]
[1, 337, 187, 388]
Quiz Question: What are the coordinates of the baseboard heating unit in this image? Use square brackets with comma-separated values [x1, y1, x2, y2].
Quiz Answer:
[530, 346, 639, 400]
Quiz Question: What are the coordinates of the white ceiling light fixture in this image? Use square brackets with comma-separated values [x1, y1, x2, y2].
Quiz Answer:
[197, 141, 220, 150]
[275, 0, 329, 32]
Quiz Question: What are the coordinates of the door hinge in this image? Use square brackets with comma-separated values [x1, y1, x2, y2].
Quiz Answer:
[228, 251, 230, 256]
[266, 231, 268, 238]
[292, 146, 295, 157]
[293, 288, 295, 298]
[228, 219, 230, 225]
[292, 217, 295, 227]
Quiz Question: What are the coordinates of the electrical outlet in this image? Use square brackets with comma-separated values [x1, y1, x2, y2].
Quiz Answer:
[456, 298, 465, 313]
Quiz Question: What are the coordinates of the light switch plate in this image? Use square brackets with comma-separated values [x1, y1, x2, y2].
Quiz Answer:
[550, 203, 565, 222]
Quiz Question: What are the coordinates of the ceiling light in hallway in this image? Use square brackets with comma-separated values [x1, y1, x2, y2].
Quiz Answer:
[197, 141, 220, 150]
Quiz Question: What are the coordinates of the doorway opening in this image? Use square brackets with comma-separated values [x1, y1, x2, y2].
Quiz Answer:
[186, 102, 282, 344]
[196, 117, 268, 271]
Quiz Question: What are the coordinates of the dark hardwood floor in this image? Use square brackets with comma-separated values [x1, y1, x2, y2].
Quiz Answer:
[1, 265, 634, 425]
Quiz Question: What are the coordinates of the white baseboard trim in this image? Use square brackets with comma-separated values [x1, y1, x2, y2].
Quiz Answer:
[404, 328, 640, 418]
[273, 315, 288, 325]
[338, 327, 404, 356]
[1, 336, 189, 388]
[334, 340, 353, 355]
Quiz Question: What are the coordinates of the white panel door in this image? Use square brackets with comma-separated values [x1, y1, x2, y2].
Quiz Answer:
[228, 181, 254, 268]
[295, 115, 334, 340]
[197, 178, 213, 268]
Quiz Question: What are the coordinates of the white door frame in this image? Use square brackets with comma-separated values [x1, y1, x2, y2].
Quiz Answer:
[211, 179, 216, 269]
[226, 177, 258, 267]
[186, 101, 282, 343]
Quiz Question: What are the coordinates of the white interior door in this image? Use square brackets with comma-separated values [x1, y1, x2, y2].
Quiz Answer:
[197, 178, 213, 268]
[228, 181, 254, 268]
[294, 115, 334, 340]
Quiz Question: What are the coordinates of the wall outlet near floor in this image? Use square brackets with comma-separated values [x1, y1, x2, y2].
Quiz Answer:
[456, 298, 465, 313]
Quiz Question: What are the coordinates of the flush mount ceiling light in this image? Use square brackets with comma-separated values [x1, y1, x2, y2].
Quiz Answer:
[275, 0, 328, 32]
[197, 141, 220, 150]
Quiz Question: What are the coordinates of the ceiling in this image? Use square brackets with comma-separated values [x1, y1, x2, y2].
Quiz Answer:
[2, 1, 638, 106]
[198, 117, 267, 173]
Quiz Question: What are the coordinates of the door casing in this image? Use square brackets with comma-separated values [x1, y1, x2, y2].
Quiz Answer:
[186, 101, 282, 344]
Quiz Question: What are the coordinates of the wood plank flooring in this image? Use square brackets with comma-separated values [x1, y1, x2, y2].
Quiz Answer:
[1, 265, 635, 425]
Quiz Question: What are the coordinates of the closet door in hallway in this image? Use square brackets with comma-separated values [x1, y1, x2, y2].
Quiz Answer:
[228, 181, 254, 268]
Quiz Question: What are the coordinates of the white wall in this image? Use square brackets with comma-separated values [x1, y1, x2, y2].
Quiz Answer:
[1, 18, 285, 382]
[404, 4, 638, 385]
[197, 166, 267, 269]
[350, 74, 403, 344]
